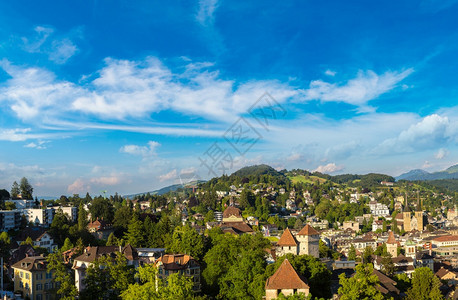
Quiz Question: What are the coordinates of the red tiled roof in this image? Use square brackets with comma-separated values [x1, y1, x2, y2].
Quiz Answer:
[277, 228, 298, 246]
[386, 231, 396, 244]
[265, 259, 309, 290]
[297, 224, 319, 236]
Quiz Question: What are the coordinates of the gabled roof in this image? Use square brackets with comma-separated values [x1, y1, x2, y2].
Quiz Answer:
[297, 224, 319, 236]
[222, 206, 242, 218]
[265, 259, 309, 290]
[373, 269, 400, 295]
[277, 228, 298, 246]
[156, 254, 198, 270]
[12, 256, 48, 272]
[432, 235, 458, 242]
[386, 231, 397, 244]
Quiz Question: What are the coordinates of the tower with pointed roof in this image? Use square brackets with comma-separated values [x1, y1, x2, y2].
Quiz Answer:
[296, 224, 320, 258]
[276, 228, 299, 256]
[265, 259, 310, 300]
[386, 231, 398, 257]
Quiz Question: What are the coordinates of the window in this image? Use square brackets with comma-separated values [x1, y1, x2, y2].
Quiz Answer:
[20, 271, 23, 278]
[37, 294, 42, 300]
[46, 272, 52, 279]
[25, 273, 30, 279]
[36, 283, 43, 290]
[44, 283, 49, 290]
[36, 273, 43, 280]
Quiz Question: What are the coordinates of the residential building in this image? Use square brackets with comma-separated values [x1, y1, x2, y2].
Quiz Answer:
[0, 209, 22, 231]
[72, 245, 139, 292]
[435, 267, 458, 285]
[58, 206, 78, 222]
[12, 256, 55, 300]
[219, 206, 253, 235]
[265, 259, 309, 300]
[156, 254, 201, 292]
[342, 221, 359, 232]
[431, 235, 458, 247]
[369, 201, 389, 217]
[22, 208, 55, 226]
[5, 199, 35, 209]
[87, 217, 114, 240]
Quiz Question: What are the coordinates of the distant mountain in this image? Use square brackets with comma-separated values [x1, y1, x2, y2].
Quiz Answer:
[124, 180, 206, 198]
[396, 169, 431, 181]
[396, 164, 458, 181]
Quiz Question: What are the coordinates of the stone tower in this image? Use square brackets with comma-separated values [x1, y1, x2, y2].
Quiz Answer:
[403, 193, 411, 232]
[296, 224, 320, 258]
[386, 231, 398, 257]
[414, 191, 423, 231]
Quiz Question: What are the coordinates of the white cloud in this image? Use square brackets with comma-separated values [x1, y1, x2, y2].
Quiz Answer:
[67, 178, 89, 194]
[324, 69, 336, 76]
[120, 141, 161, 158]
[435, 148, 448, 159]
[49, 38, 78, 64]
[303, 68, 413, 108]
[196, 0, 219, 26]
[313, 163, 344, 174]
[376, 114, 454, 154]
[158, 169, 177, 182]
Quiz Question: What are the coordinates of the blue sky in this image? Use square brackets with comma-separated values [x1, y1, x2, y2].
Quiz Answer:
[1, 0, 458, 196]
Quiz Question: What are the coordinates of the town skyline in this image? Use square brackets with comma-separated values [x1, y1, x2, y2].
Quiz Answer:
[1, 1, 458, 196]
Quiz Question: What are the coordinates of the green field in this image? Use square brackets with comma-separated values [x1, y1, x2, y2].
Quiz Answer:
[289, 175, 327, 184]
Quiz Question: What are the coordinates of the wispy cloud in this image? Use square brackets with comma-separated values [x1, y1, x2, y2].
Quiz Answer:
[196, 0, 219, 26]
[302, 69, 414, 109]
[158, 169, 177, 182]
[435, 148, 448, 159]
[24, 140, 48, 149]
[21, 26, 79, 64]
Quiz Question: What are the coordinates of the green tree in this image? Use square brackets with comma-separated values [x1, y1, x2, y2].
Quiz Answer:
[19, 177, 33, 199]
[81, 252, 135, 300]
[121, 264, 196, 300]
[106, 232, 118, 246]
[169, 225, 205, 261]
[380, 253, 395, 277]
[89, 197, 115, 222]
[406, 267, 443, 300]
[11, 181, 20, 199]
[61, 238, 74, 252]
[78, 203, 89, 231]
[47, 251, 78, 300]
[124, 215, 145, 247]
[362, 246, 374, 264]
[338, 263, 384, 300]
[293, 218, 303, 230]
[113, 205, 134, 231]
[319, 239, 331, 258]
[0, 231, 11, 259]
[348, 244, 356, 261]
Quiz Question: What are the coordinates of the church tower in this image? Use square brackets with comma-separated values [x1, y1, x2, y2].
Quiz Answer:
[414, 191, 423, 231]
[405, 239, 416, 260]
[386, 231, 398, 257]
[403, 193, 411, 232]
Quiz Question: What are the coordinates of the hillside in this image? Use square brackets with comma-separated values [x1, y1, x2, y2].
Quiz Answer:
[396, 164, 458, 181]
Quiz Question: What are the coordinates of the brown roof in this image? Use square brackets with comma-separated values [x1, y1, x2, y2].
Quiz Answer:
[386, 231, 396, 244]
[297, 224, 319, 236]
[156, 254, 198, 270]
[277, 228, 298, 246]
[435, 267, 458, 279]
[222, 206, 242, 218]
[373, 269, 400, 295]
[220, 222, 254, 234]
[12, 256, 48, 272]
[74, 245, 119, 263]
[432, 235, 458, 242]
[265, 259, 309, 290]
